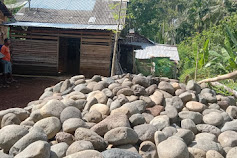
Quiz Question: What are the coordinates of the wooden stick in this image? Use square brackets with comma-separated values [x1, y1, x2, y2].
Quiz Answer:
[198, 71, 237, 84]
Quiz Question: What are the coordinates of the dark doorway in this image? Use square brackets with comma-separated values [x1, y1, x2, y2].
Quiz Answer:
[119, 45, 134, 73]
[59, 38, 81, 75]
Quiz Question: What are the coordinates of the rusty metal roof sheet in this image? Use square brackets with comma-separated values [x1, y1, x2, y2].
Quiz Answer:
[14, 0, 127, 26]
[135, 44, 180, 61]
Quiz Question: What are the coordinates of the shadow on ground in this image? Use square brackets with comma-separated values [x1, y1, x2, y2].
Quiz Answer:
[0, 76, 59, 110]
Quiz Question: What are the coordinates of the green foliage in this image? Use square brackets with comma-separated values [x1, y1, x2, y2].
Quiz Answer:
[136, 58, 175, 78]
[4, 0, 17, 5]
[127, 0, 237, 44]
[178, 13, 237, 83]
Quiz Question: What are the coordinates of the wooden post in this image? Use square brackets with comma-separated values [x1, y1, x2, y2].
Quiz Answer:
[111, 0, 123, 77]
[195, 46, 199, 81]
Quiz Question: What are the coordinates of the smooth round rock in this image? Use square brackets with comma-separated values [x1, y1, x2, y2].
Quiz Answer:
[150, 91, 164, 105]
[150, 115, 170, 131]
[34, 117, 61, 139]
[218, 131, 237, 148]
[206, 150, 224, 158]
[56, 132, 74, 145]
[154, 131, 167, 146]
[64, 150, 104, 158]
[226, 147, 237, 158]
[134, 124, 157, 142]
[157, 138, 189, 158]
[60, 106, 82, 123]
[104, 127, 139, 146]
[62, 118, 87, 134]
[14, 141, 50, 158]
[129, 114, 146, 126]
[186, 101, 205, 112]
[188, 147, 206, 158]
[90, 104, 110, 116]
[196, 124, 221, 136]
[51, 142, 69, 158]
[195, 133, 217, 142]
[181, 119, 197, 134]
[1, 113, 21, 128]
[74, 127, 107, 150]
[158, 81, 175, 95]
[83, 110, 103, 123]
[9, 127, 47, 156]
[179, 111, 203, 124]
[102, 148, 142, 158]
[203, 112, 224, 126]
[175, 129, 194, 145]
[91, 114, 130, 136]
[66, 141, 94, 156]
[40, 99, 65, 118]
[0, 125, 29, 152]
[221, 120, 237, 132]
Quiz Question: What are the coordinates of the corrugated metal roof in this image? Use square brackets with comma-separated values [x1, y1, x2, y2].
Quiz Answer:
[135, 44, 180, 61]
[13, 0, 127, 26]
[4, 21, 123, 30]
[27, 0, 96, 11]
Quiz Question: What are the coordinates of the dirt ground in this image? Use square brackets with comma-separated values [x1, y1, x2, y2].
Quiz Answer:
[0, 76, 59, 110]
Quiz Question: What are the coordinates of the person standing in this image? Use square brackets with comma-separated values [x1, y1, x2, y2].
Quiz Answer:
[1, 38, 15, 84]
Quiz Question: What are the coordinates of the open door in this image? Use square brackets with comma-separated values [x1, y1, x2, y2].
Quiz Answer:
[59, 37, 81, 75]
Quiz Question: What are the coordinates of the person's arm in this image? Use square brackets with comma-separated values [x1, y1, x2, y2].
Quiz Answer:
[1, 46, 5, 56]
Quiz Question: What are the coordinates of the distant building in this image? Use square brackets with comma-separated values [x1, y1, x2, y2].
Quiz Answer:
[4, 0, 128, 77]
[119, 32, 180, 78]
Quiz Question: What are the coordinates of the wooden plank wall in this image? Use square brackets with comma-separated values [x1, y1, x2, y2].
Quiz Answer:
[11, 39, 58, 74]
[9, 27, 113, 77]
[80, 33, 112, 77]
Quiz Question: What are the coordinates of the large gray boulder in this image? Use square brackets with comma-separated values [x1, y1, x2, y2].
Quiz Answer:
[226, 147, 237, 158]
[66, 141, 94, 156]
[104, 127, 139, 146]
[218, 131, 237, 148]
[62, 118, 87, 134]
[50, 142, 69, 158]
[203, 112, 224, 126]
[157, 138, 189, 158]
[158, 81, 175, 95]
[134, 124, 157, 142]
[9, 127, 47, 156]
[64, 150, 103, 158]
[179, 111, 203, 124]
[1, 113, 21, 128]
[0, 125, 29, 152]
[33, 117, 61, 139]
[40, 99, 66, 118]
[102, 148, 142, 158]
[60, 106, 82, 123]
[74, 127, 107, 150]
[14, 141, 50, 158]
[221, 120, 237, 132]
[91, 114, 130, 136]
[196, 124, 221, 136]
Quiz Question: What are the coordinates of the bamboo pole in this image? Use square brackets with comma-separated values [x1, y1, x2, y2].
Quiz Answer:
[111, 0, 123, 77]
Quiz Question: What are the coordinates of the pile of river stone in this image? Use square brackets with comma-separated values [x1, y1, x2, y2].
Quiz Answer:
[0, 74, 237, 158]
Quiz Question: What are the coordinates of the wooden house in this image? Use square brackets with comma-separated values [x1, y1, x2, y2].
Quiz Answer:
[4, 0, 127, 77]
[0, 0, 13, 44]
